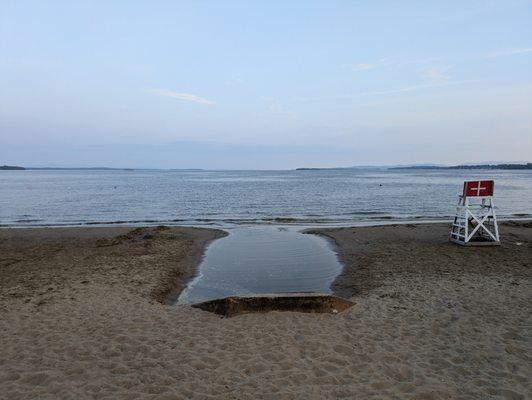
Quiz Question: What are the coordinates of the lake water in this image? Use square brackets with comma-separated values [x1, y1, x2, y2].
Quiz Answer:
[177, 226, 342, 304]
[1, 169, 532, 227]
[3, 168, 531, 302]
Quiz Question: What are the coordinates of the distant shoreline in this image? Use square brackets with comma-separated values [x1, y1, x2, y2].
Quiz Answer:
[28, 167, 136, 171]
[0, 166, 204, 171]
[296, 163, 532, 171]
[390, 163, 532, 170]
[0, 165, 25, 170]
[3, 164, 532, 172]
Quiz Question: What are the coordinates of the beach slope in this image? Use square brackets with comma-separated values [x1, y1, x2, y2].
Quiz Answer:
[1, 223, 531, 399]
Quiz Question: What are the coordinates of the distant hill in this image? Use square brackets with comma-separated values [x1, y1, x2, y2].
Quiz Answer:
[0, 165, 25, 170]
[391, 163, 532, 170]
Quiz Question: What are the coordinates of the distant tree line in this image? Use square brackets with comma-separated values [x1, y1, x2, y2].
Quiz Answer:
[392, 163, 532, 170]
[0, 165, 25, 170]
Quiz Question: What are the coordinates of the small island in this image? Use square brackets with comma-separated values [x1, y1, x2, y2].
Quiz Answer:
[0, 165, 25, 170]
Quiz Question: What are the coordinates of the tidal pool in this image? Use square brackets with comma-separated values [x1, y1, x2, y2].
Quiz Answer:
[177, 226, 343, 304]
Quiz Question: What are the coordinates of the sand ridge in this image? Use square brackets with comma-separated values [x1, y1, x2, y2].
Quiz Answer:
[0, 225, 226, 305]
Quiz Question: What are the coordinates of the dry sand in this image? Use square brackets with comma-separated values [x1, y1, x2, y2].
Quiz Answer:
[1, 222, 531, 399]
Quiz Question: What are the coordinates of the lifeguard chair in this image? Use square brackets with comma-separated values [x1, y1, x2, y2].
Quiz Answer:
[450, 180, 500, 246]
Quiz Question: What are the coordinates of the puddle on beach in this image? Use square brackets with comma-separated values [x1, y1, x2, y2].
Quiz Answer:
[177, 226, 343, 304]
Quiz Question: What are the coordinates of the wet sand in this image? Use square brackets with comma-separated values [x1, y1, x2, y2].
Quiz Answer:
[1, 222, 531, 399]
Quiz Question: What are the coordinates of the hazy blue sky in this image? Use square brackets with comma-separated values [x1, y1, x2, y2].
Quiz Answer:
[1, 1, 531, 169]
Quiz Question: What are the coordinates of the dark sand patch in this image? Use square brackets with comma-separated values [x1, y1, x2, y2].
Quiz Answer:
[0, 225, 226, 305]
[193, 293, 354, 317]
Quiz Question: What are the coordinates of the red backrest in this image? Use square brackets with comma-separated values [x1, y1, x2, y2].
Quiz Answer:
[463, 180, 494, 197]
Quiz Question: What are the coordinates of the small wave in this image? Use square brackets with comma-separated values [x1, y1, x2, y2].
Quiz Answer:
[2, 213, 475, 228]
[348, 211, 389, 216]
[84, 219, 160, 225]
[263, 217, 300, 223]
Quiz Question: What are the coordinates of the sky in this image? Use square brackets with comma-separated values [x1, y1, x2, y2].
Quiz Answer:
[1, 0, 531, 169]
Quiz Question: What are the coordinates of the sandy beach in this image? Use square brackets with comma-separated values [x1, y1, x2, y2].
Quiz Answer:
[1, 222, 531, 399]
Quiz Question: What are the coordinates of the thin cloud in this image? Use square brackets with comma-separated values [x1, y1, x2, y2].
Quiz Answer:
[292, 80, 462, 103]
[351, 82, 453, 98]
[485, 47, 532, 58]
[344, 58, 430, 72]
[350, 63, 378, 71]
[150, 89, 214, 105]
[423, 66, 453, 83]
[224, 77, 244, 86]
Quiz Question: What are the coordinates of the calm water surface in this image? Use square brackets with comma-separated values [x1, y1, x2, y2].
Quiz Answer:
[3, 169, 531, 301]
[1, 169, 531, 227]
[177, 226, 342, 304]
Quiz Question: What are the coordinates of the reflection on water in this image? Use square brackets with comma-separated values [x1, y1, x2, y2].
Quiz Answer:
[177, 226, 342, 304]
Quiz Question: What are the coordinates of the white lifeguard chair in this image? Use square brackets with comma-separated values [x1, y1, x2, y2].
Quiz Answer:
[450, 180, 500, 246]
